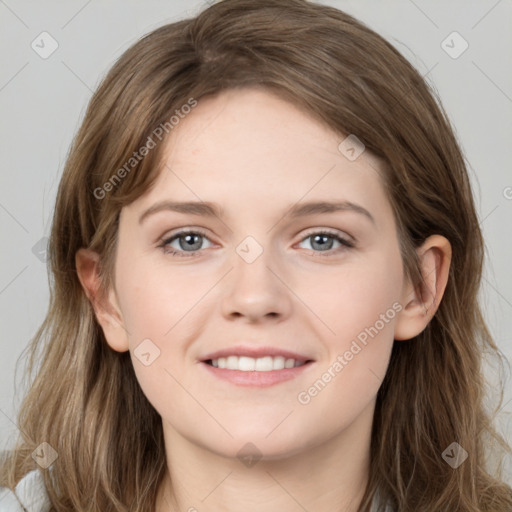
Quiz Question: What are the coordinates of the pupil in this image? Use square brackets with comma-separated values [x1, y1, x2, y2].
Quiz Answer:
[182, 234, 201, 251]
[313, 234, 332, 251]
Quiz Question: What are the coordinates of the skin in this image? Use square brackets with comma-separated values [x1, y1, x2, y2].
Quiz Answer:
[76, 87, 451, 512]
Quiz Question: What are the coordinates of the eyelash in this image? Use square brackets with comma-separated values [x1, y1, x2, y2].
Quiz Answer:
[158, 228, 355, 258]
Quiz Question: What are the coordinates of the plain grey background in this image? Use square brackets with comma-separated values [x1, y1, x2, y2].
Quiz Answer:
[1, 0, 511, 484]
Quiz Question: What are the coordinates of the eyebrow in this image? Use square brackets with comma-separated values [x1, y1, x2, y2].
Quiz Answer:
[138, 200, 375, 225]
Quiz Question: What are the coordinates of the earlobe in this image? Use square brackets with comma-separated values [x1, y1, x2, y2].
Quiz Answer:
[394, 235, 452, 341]
[75, 248, 130, 353]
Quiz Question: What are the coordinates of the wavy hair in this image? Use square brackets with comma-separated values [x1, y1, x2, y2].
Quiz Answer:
[2, 1, 511, 510]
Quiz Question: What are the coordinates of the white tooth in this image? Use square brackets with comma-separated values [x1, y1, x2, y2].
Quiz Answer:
[238, 356, 256, 371]
[284, 358, 295, 369]
[272, 356, 285, 370]
[255, 356, 274, 371]
[209, 355, 304, 371]
[226, 355, 238, 370]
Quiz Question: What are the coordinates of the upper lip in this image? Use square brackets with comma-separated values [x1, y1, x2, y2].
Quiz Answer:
[201, 345, 314, 363]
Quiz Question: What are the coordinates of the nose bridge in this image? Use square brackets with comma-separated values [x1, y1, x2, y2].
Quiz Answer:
[221, 233, 289, 320]
[233, 233, 280, 291]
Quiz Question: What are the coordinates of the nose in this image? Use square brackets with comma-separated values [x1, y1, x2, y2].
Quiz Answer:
[220, 245, 292, 323]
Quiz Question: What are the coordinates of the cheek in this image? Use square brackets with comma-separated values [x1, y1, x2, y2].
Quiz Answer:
[116, 267, 196, 417]
[311, 248, 403, 396]
[115, 254, 201, 340]
[114, 256, 210, 396]
[316, 248, 403, 343]
[297, 288, 398, 434]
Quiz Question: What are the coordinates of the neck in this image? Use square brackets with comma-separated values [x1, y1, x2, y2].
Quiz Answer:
[156, 399, 375, 512]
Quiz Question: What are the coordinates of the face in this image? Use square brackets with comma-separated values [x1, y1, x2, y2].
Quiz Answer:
[106, 87, 407, 459]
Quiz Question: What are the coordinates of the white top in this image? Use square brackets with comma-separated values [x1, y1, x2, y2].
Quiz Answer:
[0, 469, 394, 511]
[0, 470, 51, 511]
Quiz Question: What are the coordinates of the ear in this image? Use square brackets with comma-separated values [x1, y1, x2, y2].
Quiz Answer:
[394, 235, 452, 341]
[75, 248, 129, 352]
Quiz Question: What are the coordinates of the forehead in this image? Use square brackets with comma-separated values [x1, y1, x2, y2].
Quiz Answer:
[126, 87, 391, 227]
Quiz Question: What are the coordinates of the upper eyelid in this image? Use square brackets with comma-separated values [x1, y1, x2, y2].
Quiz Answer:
[162, 227, 211, 243]
[161, 227, 354, 247]
[300, 227, 353, 241]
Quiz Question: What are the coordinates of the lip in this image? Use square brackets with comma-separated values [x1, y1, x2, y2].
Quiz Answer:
[200, 359, 315, 387]
[199, 345, 316, 388]
[200, 345, 313, 363]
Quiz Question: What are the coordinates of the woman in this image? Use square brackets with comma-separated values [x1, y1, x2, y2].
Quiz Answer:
[1, 0, 511, 510]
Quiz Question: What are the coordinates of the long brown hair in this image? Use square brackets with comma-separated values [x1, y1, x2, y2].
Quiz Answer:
[2, 1, 511, 510]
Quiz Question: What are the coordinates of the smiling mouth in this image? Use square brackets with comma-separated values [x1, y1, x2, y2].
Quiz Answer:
[204, 355, 313, 372]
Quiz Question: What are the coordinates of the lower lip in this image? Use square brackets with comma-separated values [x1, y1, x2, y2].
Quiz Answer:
[200, 361, 314, 387]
